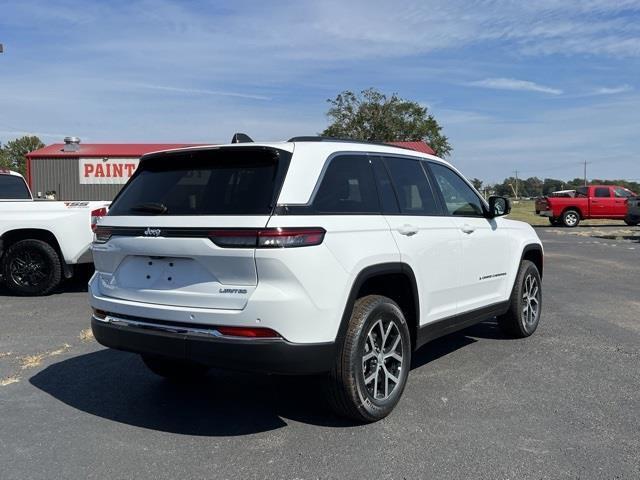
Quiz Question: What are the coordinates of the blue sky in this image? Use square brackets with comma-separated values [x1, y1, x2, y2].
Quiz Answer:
[1, 0, 639, 183]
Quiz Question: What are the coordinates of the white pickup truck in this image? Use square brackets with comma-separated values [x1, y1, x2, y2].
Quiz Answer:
[0, 169, 109, 295]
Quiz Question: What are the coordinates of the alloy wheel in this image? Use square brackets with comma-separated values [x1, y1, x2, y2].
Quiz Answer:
[521, 274, 540, 328]
[9, 249, 48, 288]
[362, 318, 404, 401]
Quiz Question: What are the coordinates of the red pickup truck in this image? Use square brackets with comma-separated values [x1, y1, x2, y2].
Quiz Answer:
[535, 185, 637, 227]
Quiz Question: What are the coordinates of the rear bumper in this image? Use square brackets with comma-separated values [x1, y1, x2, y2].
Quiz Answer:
[91, 314, 336, 375]
[537, 210, 553, 217]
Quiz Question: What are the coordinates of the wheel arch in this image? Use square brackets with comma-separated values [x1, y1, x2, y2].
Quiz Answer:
[520, 243, 544, 278]
[0, 229, 64, 262]
[561, 206, 582, 219]
[335, 263, 420, 350]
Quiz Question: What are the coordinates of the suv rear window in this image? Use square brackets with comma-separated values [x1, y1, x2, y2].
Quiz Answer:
[108, 148, 289, 216]
[0, 175, 31, 199]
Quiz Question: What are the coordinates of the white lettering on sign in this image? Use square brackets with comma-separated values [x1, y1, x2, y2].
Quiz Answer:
[79, 158, 140, 184]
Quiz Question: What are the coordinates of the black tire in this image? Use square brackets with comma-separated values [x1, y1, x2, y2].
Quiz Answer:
[0, 239, 62, 296]
[624, 219, 638, 226]
[561, 209, 580, 228]
[498, 260, 542, 338]
[548, 217, 561, 226]
[326, 295, 411, 423]
[141, 354, 210, 382]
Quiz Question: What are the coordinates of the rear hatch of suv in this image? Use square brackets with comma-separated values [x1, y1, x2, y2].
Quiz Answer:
[93, 145, 292, 310]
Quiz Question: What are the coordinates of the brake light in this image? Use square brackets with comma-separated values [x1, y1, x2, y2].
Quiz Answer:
[208, 227, 325, 248]
[94, 226, 112, 244]
[216, 326, 281, 338]
[91, 207, 108, 232]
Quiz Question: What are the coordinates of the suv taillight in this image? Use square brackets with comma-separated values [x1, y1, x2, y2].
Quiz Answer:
[208, 227, 326, 248]
[91, 207, 108, 232]
[94, 226, 112, 244]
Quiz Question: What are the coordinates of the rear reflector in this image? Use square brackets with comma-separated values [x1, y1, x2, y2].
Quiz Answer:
[209, 227, 325, 248]
[216, 326, 281, 338]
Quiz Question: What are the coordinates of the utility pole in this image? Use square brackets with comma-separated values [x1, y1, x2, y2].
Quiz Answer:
[513, 170, 519, 199]
[583, 160, 588, 186]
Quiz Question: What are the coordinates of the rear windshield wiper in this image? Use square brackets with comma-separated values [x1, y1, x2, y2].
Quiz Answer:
[130, 202, 168, 215]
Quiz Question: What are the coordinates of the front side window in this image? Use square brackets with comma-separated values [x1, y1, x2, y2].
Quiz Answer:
[312, 155, 380, 213]
[594, 187, 610, 198]
[428, 162, 485, 217]
[613, 187, 633, 198]
[0, 175, 31, 199]
[383, 157, 440, 216]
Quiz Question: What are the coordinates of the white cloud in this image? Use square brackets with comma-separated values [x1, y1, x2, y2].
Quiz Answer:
[592, 85, 634, 95]
[466, 78, 563, 95]
[127, 83, 272, 101]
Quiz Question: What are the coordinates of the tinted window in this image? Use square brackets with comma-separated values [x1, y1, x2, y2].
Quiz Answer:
[576, 187, 588, 197]
[313, 155, 380, 213]
[372, 157, 399, 213]
[109, 148, 287, 216]
[429, 163, 485, 217]
[613, 187, 633, 198]
[384, 157, 440, 215]
[594, 187, 610, 198]
[0, 175, 31, 199]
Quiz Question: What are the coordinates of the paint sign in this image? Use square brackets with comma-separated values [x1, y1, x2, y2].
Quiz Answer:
[79, 158, 139, 184]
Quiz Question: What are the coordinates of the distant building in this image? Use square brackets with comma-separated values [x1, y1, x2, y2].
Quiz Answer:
[26, 137, 435, 201]
[26, 137, 199, 201]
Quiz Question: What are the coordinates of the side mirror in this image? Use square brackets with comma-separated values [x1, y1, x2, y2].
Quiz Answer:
[488, 196, 511, 218]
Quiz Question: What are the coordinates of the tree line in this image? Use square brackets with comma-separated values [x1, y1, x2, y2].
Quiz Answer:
[472, 177, 640, 198]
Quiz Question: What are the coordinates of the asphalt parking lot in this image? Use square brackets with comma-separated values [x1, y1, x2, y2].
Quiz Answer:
[1, 226, 639, 480]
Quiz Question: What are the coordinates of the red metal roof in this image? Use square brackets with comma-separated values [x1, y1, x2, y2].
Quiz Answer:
[388, 141, 436, 155]
[26, 143, 204, 158]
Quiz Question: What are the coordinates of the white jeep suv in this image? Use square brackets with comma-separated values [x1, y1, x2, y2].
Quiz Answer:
[90, 137, 543, 422]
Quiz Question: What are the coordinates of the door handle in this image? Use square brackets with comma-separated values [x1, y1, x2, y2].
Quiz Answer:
[398, 224, 419, 236]
[461, 224, 476, 234]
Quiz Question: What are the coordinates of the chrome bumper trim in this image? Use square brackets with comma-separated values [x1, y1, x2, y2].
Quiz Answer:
[92, 314, 279, 342]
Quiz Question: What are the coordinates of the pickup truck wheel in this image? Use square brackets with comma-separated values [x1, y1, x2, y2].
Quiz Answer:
[624, 219, 639, 226]
[548, 217, 561, 226]
[561, 209, 580, 228]
[497, 260, 542, 338]
[326, 295, 411, 423]
[141, 354, 209, 382]
[1, 239, 62, 296]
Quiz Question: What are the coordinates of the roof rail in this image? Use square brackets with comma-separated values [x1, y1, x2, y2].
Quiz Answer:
[287, 136, 417, 151]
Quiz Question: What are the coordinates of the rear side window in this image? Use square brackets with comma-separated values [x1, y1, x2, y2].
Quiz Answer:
[383, 157, 440, 215]
[576, 187, 588, 197]
[0, 175, 30, 199]
[312, 155, 380, 213]
[594, 187, 610, 198]
[108, 148, 289, 216]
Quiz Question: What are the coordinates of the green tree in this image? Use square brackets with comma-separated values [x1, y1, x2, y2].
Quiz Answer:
[321, 88, 452, 157]
[470, 178, 483, 191]
[0, 135, 44, 176]
[0, 147, 12, 170]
